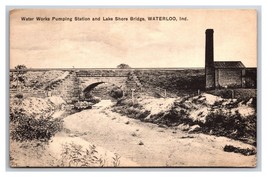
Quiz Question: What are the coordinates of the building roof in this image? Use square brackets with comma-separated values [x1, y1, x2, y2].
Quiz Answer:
[214, 61, 245, 69]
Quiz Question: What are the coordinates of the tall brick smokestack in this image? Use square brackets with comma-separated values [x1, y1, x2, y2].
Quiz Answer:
[205, 29, 215, 89]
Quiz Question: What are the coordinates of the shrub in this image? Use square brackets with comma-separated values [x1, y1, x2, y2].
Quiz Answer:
[109, 87, 123, 99]
[112, 153, 121, 167]
[61, 143, 90, 167]
[202, 110, 256, 144]
[60, 143, 110, 167]
[113, 98, 151, 120]
[151, 106, 192, 126]
[10, 110, 63, 142]
[14, 93, 23, 99]
[242, 114, 257, 145]
[203, 110, 243, 136]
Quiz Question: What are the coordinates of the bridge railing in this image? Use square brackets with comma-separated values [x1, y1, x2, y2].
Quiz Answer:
[76, 69, 130, 77]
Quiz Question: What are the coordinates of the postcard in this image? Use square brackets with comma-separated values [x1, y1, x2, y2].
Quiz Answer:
[9, 8, 257, 167]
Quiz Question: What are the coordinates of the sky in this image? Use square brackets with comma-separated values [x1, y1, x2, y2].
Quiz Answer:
[10, 9, 257, 68]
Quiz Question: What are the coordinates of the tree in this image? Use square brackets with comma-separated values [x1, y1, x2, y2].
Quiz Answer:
[117, 63, 131, 69]
[14, 65, 27, 91]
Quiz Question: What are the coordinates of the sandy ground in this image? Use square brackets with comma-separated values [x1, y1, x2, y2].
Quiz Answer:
[10, 99, 256, 167]
[61, 100, 256, 167]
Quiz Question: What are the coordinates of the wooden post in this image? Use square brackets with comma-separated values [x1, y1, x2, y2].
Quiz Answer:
[164, 89, 167, 98]
[231, 89, 235, 99]
[131, 88, 135, 104]
[19, 80, 22, 92]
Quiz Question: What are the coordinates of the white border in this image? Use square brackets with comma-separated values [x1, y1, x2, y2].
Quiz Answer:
[1, 0, 266, 177]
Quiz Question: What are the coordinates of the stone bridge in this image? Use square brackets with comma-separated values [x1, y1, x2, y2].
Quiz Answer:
[76, 69, 141, 99]
[79, 77, 128, 99]
[79, 76, 129, 92]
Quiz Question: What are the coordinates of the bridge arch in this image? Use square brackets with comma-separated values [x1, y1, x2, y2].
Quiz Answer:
[79, 77, 128, 92]
[81, 81, 124, 100]
[83, 82, 105, 93]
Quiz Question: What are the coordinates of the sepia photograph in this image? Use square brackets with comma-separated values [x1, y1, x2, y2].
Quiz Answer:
[9, 8, 257, 167]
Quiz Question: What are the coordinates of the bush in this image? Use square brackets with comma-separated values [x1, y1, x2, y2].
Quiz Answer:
[113, 98, 150, 120]
[202, 110, 256, 145]
[14, 93, 23, 99]
[203, 110, 244, 136]
[10, 110, 63, 142]
[60, 143, 110, 167]
[151, 106, 192, 126]
[109, 87, 123, 99]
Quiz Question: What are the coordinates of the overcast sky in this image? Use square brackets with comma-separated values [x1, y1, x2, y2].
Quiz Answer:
[10, 9, 257, 68]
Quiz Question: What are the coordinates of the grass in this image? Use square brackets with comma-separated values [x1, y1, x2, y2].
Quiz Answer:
[134, 69, 205, 96]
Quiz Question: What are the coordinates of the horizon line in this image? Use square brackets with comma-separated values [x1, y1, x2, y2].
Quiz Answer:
[10, 67, 206, 70]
